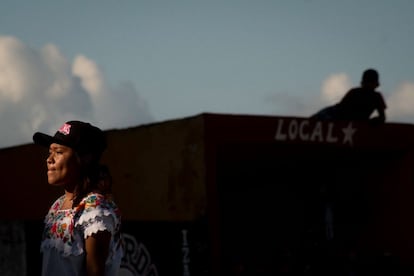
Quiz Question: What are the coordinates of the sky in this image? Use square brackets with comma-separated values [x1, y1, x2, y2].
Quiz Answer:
[1, 0, 414, 148]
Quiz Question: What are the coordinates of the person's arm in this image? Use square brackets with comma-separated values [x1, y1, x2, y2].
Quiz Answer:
[370, 93, 386, 124]
[377, 107, 386, 122]
[369, 109, 386, 124]
[85, 230, 111, 276]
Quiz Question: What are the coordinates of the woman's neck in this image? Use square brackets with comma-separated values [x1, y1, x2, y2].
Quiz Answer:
[64, 190, 75, 201]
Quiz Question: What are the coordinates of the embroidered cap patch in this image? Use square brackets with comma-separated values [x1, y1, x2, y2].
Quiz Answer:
[58, 123, 72, 135]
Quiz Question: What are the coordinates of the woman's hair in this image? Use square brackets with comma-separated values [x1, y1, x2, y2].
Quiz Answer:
[73, 153, 112, 206]
[96, 164, 113, 195]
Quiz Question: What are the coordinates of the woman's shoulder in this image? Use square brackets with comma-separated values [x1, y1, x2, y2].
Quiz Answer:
[74, 193, 121, 229]
[78, 193, 119, 212]
[83, 193, 106, 206]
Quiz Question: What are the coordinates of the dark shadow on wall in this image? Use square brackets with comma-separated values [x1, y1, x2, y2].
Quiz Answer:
[25, 220, 43, 276]
[216, 142, 406, 275]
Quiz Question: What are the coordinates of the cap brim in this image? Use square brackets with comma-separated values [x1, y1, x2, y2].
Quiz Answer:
[33, 132, 57, 148]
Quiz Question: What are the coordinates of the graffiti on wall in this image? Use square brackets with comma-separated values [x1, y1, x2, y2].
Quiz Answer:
[119, 233, 159, 276]
[275, 119, 357, 146]
[181, 229, 190, 276]
[118, 222, 205, 276]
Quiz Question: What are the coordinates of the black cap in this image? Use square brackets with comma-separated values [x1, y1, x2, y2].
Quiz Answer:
[33, 121, 106, 156]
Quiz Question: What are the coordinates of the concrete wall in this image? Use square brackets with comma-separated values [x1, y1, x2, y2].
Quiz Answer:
[0, 221, 26, 276]
[104, 115, 207, 221]
[1, 114, 414, 275]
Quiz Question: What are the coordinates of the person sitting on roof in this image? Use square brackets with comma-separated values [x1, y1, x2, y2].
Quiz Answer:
[311, 68, 387, 124]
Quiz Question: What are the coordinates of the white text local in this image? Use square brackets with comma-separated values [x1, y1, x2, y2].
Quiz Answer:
[274, 119, 356, 145]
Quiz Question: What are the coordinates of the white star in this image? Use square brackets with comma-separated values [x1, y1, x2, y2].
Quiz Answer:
[342, 122, 357, 146]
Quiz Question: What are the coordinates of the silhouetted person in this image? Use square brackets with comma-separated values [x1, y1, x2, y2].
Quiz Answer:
[311, 69, 387, 123]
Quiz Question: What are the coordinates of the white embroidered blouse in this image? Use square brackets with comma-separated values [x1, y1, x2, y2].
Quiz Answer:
[40, 193, 123, 276]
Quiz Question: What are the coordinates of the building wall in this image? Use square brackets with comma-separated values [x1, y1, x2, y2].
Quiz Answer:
[0, 221, 26, 276]
[2, 114, 414, 275]
[104, 115, 207, 221]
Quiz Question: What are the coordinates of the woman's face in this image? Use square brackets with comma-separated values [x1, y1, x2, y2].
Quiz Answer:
[47, 143, 80, 187]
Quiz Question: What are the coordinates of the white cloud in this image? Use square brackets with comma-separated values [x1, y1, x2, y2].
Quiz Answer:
[73, 55, 104, 95]
[320, 73, 351, 104]
[0, 36, 153, 149]
[72, 55, 153, 129]
[267, 73, 352, 117]
[386, 82, 414, 123]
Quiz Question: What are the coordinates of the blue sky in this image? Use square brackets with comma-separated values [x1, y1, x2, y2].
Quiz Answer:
[0, 0, 414, 148]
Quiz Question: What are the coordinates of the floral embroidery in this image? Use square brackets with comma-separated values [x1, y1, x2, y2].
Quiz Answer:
[41, 193, 122, 257]
[42, 196, 76, 251]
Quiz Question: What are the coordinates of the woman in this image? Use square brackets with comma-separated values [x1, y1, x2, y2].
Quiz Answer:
[33, 121, 123, 276]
